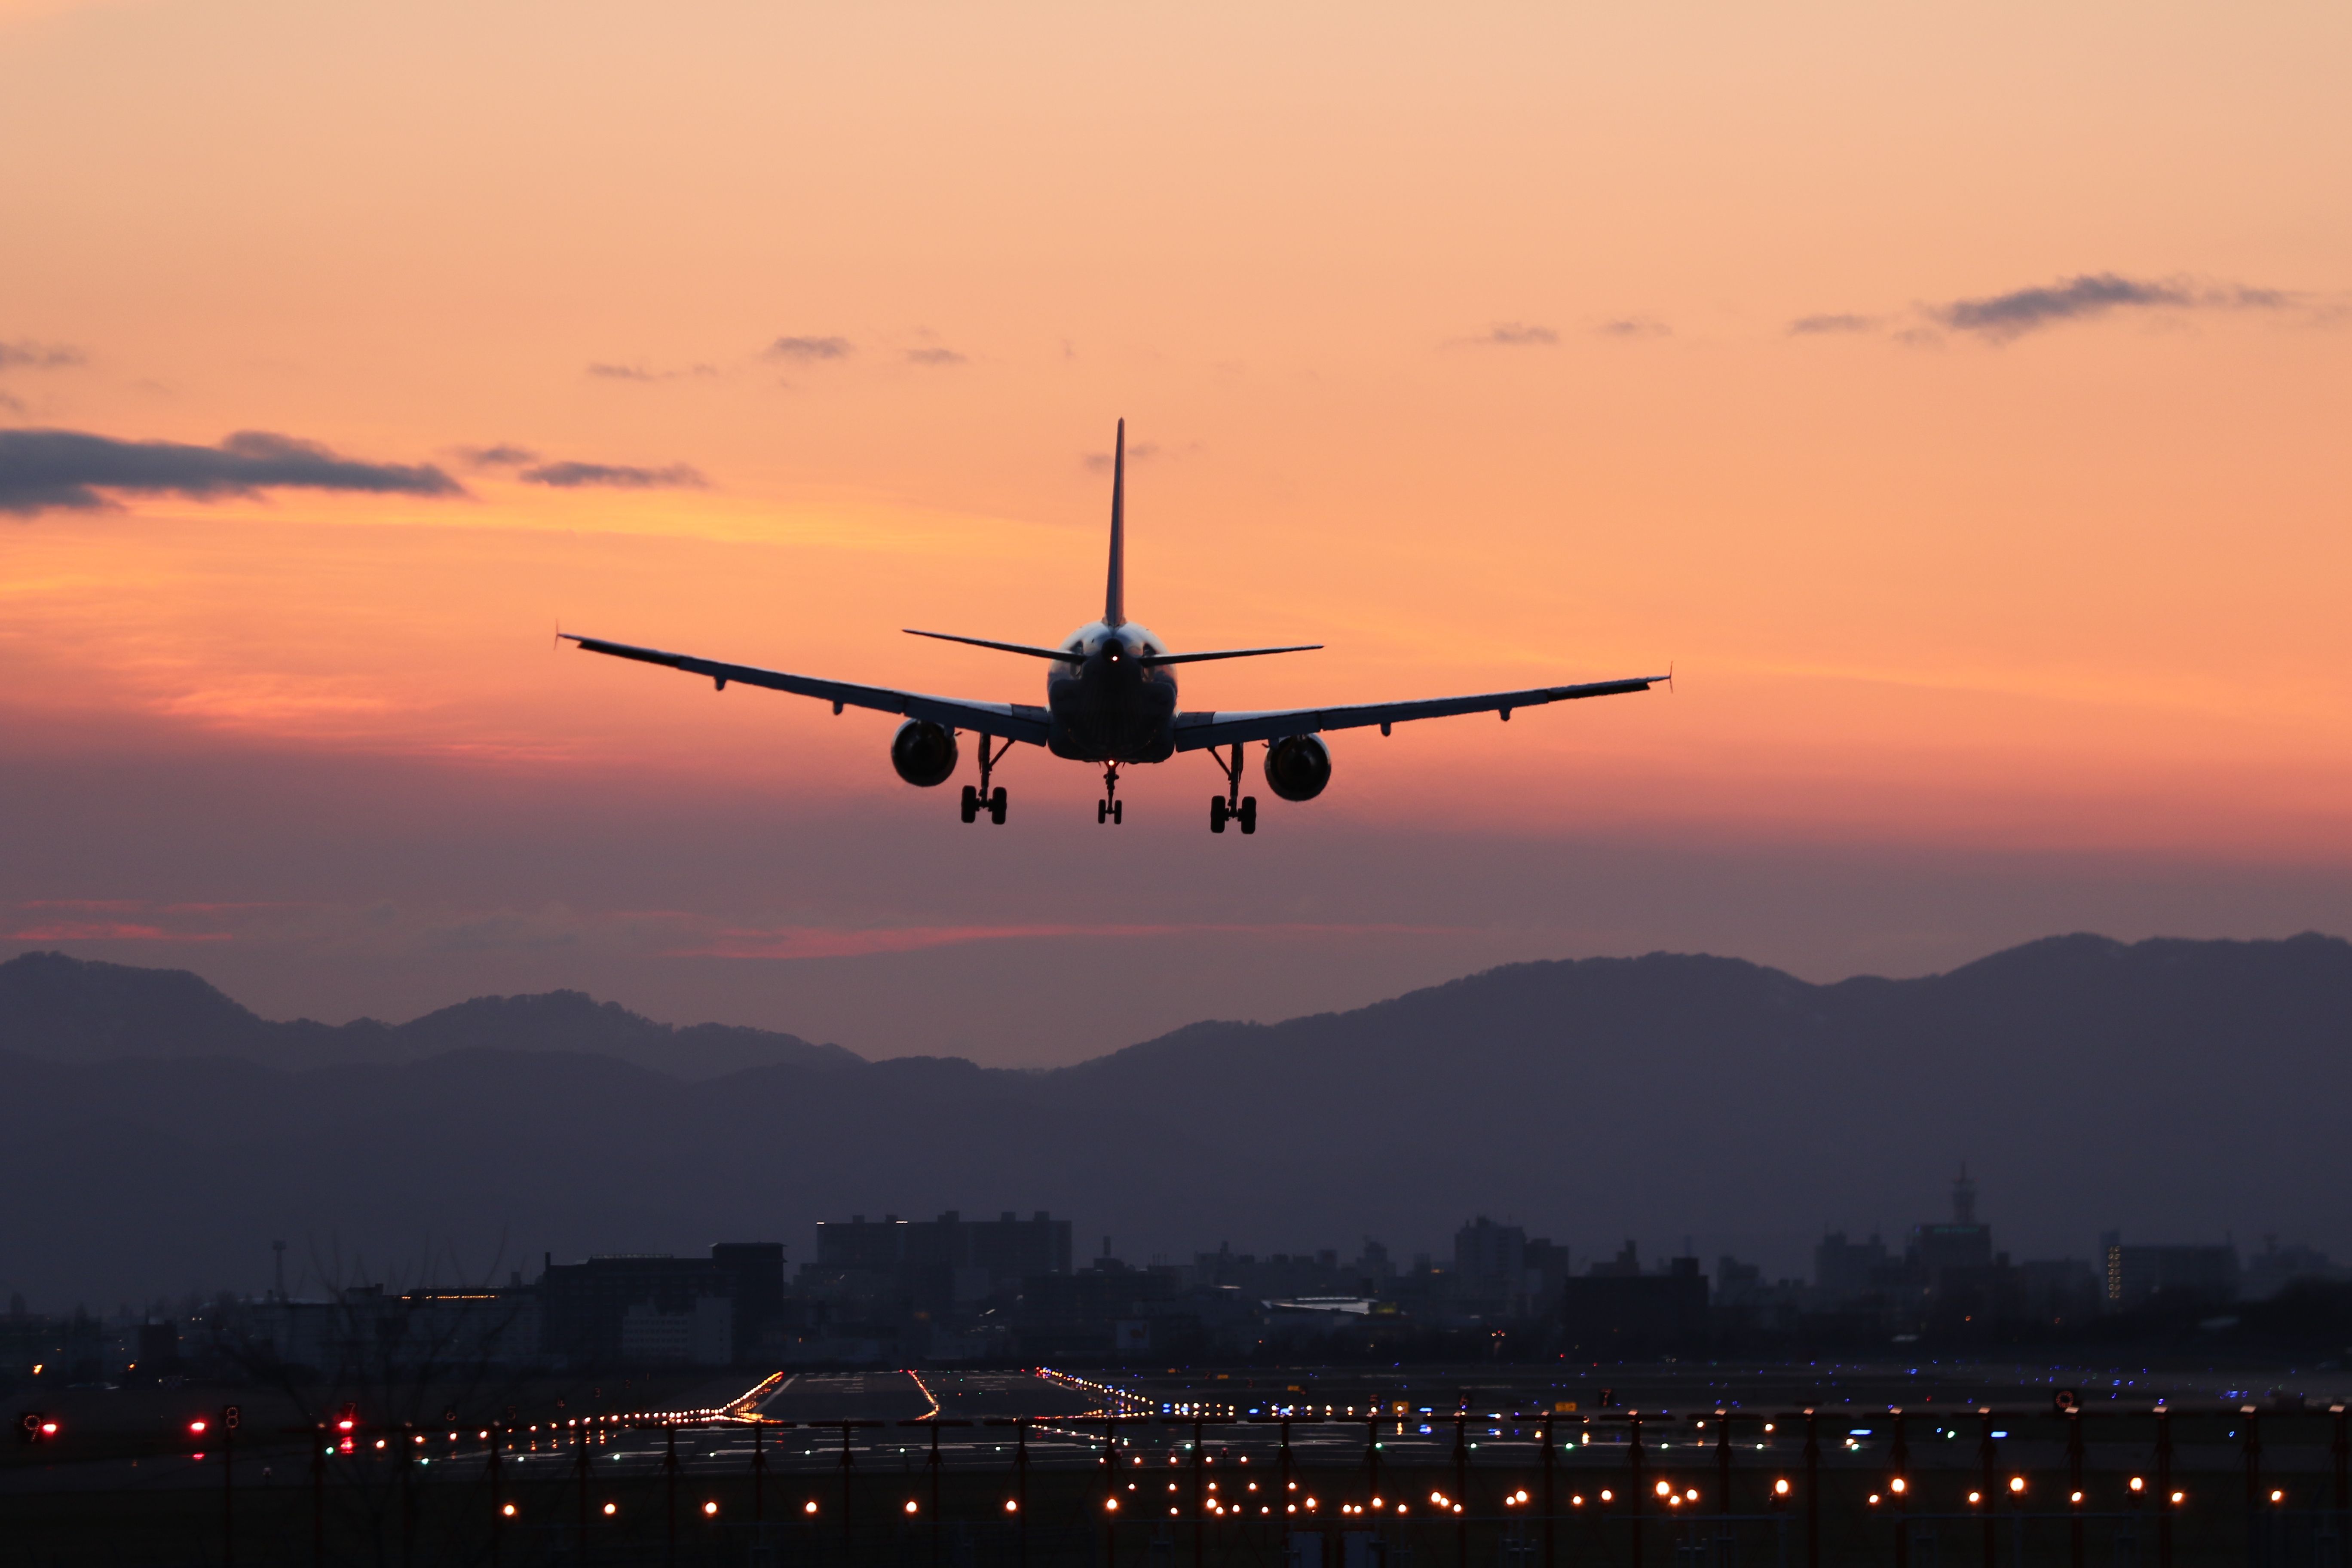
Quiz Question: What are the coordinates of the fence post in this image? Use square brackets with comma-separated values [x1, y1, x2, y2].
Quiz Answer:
[2156, 1406, 2173, 1568]
[1544, 1410, 1557, 1568]
[1104, 1415, 1120, 1568]
[2334, 1404, 2349, 1568]
[1194, 1416, 1207, 1568]
[1978, 1409, 1997, 1568]
[2243, 1406, 2262, 1568]
[1629, 1413, 1645, 1568]
[1802, 1410, 1819, 1568]
[665, 1423, 679, 1568]
[488, 1423, 504, 1567]
[575, 1422, 591, 1564]
[1890, 1409, 1908, 1568]
[1455, 1409, 1470, 1568]
[2067, 1409, 2084, 1568]
[312, 1423, 328, 1568]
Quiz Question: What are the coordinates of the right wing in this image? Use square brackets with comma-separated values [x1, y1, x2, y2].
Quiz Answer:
[562, 634, 1053, 744]
[1171, 674, 1664, 751]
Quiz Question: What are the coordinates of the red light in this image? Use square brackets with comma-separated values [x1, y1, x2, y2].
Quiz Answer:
[39, 1422, 58, 1437]
[188, 1419, 209, 1436]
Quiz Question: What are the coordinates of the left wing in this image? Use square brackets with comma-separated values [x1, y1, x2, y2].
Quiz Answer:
[1171, 675, 1664, 752]
[562, 634, 1053, 744]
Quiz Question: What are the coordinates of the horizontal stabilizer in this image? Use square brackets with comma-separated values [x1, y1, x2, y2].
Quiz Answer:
[903, 628, 1085, 662]
[1137, 644, 1323, 667]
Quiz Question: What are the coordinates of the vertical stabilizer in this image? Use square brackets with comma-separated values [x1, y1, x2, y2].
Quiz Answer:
[1104, 418, 1126, 627]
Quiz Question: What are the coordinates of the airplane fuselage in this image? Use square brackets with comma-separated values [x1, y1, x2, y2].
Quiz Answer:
[1044, 620, 1178, 763]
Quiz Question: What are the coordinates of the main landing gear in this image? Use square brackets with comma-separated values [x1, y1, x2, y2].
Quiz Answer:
[1208, 742, 1256, 835]
[1097, 765, 1124, 825]
[960, 736, 1011, 825]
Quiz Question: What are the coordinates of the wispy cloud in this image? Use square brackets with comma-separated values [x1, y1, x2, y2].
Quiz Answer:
[584, 362, 719, 383]
[0, 429, 464, 516]
[1079, 440, 1200, 475]
[452, 444, 537, 469]
[675, 921, 1456, 961]
[518, 460, 707, 490]
[1794, 273, 2303, 344]
[1936, 273, 2228, 339]
[906, 346, 967, 367]
[1476, 322, 1559, 347]
[1595, 317, 1669, 340]
[1788, 313, 1879, 336]
[0, 340, 85, 370]
[3, 921, 231, 943]
[767, 335, 852, 361]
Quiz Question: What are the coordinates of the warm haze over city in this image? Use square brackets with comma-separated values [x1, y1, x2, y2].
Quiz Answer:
[1, 2, 2347, 1065]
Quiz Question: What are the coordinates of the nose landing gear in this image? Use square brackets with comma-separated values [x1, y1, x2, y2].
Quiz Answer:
[1207, 742, 1256, 835]
[960, 736, 1012, 824]
[1097, 766, 1124, 824]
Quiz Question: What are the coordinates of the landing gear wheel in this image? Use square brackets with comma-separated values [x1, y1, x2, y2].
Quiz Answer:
[989, 787, 1008, 825]
[1238, 796, 1257, 835]
[1098, 800, 1109, 824]
[960, 785, 978, 824]
[1210, 796, 1228, 834]
[1112, 800, 1123, 824]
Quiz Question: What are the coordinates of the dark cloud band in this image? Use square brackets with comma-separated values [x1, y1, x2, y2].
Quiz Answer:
[0, 429, 463, 517]
[0, 341, 85, 370]
[768, 336, 852, 361]
[518, 461, 707, 490]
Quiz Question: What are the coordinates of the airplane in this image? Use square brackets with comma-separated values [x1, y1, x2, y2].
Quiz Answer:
[562, 420, 1666, 834]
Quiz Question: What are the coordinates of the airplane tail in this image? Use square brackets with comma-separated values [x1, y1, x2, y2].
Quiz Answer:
[1104, 418, 1126, 628]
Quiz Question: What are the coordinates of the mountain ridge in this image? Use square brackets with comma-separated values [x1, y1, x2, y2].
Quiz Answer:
[3, 933, 2347, 1308]
[0, 950, 863, 1080]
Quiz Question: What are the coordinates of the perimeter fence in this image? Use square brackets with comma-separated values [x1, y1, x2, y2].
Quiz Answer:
[9, 1400, 2351, 1568]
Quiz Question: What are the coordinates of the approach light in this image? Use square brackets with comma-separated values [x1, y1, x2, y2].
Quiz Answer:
[804, 1501, 818, 1515]
[2010, 1478, 2025, 1494]
[501, 1504, 516, 1518]
[2130, 1478, 2145, 1494]
[2171, 1492, 2185, 1505]
[704, 1502, 719, 1517]
[1601, 1490, 1615, 1503]
[2070, 1491, 2084, 1506]
[1969, 1492, 1982, 1506]
[2272, 1490, 2285, 1505]
[1773, 1480, 1789, 1497]
[1104, 1499, 1118, 1513]
[603, 1503, 617, 1517]
[1655, 1481, 1670, 1498]
[1890, 1478, 1907, 1494]
[1005, 1500, 1018, 1513]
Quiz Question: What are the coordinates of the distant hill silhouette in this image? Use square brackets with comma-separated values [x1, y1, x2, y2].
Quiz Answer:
[0, 951, 863, 1078]
[2, 935, 2346, 1308]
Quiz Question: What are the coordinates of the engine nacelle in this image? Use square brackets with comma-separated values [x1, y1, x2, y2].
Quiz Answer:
[1262, 734, 1332, 802]
[890, 720, 959, 787]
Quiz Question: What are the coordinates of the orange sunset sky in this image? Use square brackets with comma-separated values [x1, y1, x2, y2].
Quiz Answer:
[1, 2, 2347, 1062]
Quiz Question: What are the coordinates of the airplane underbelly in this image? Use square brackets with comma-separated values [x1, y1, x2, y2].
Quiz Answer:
[1047, 678, 1176, 763]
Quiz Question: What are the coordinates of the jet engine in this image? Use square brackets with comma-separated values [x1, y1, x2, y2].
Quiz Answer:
[889, 719, 959, 787]
[1262, 734, 1332, 802]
